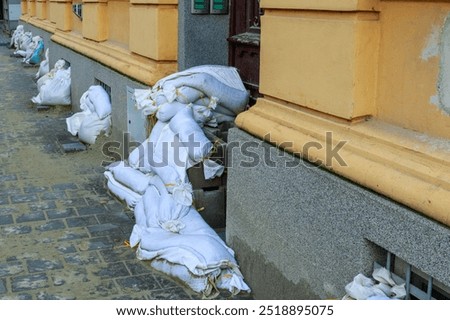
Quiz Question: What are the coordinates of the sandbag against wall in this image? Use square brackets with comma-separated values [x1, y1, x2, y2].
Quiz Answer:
[32, 68, 71, 106]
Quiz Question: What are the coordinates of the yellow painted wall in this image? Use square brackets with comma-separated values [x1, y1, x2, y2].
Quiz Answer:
[260, 10, 379, 120]
[107, 0, 130, 46]
[21, 0, 178, 84]
[258, 0, 450, 139]
[129, 4, 178, 60]
[238, 0, 450, 226]
[376, 1, 450, 139]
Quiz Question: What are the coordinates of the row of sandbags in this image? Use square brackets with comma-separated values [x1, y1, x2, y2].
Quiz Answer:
[9, 25, 72, 107]
[10, 25, 45, 65]
[104, 65, 251, 298]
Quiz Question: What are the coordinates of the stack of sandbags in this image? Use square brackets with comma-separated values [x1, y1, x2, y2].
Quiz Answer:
[104, 162, 154, 209]
[36, 59, 69, 90]
[14, 36, 45, 63]
[134, 65, 249, 126]
[13, 31, 33, 55]
[104, 65, 250, 297]
[32, 61, 71, 106]
[129, 175, 250, 298]
[66, 85, 112, 144]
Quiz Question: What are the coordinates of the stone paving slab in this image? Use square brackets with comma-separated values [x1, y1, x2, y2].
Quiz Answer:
[0, 38, 251, 300]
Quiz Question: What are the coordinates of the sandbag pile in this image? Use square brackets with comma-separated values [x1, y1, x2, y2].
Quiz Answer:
[104, 65, 250, 298]
[32, 60, 71, 106]
[134, 64, 249, 126]
[344, 267, 407, 300]
[8, 26, 69, 106]
[66, 85, 112, 144]
[10, 26, 46, 66]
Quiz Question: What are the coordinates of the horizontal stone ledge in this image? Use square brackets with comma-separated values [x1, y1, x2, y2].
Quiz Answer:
[51, 31, 177, 86]
[236, 97, 450, 227]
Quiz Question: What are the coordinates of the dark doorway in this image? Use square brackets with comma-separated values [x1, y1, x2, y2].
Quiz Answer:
[228, 0, 262, 105]
[0, 0, 4, 20]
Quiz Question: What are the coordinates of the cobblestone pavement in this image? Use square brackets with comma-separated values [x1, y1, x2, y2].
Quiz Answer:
[0, 37, 250, 300]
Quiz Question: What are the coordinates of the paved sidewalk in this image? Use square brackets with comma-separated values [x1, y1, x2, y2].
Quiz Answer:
[0, 38, 248, 300]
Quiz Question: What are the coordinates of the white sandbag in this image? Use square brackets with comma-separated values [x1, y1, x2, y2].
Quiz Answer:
[163, 85, 205, 104]
[203, 159, 224, 180]
[156, 101, 186, 122]
[133, 208, 251, 296]
[35, 48, 50, 80]
[372, 267, 396, 287]
[171, 182, 193, 206]
[104, 171, 141, 209]
[13, 50, 28, 58]
[109, 162, 152, 195]
[37, 59, 68, 91]
[150, 259, 217, 296]
[345, 274, 387, 300]
[141, 104, 159, 117]
[193, 96, 211, 107]
[390, 284, 407, 299]
[141, 184, 190, 232]
[78, 113, 111, 145]
[32, 68, 71, 106]
[169, 107, 213, 162]
[128, 121, 167, 171]
[88, 85, 111, 119]
[9, 25, 24, 49]
[84, 96, 96, 113]
[66, 111, 89, 136]
[154, 65, 247, 93]
[152, 90, 169, 106]
[133, 89, 152, 110]
[18, 32, 32, 51]
[162, 72, 249, 114]
[141, 182, 190, 232]
[192, 103, 216, 126]
[132, 200, 147, 234]
[136, 208, 236, 274]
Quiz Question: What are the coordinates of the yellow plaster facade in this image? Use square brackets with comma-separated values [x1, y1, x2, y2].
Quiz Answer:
[237, 0, 450, 227]
[21, 0, 178, 85]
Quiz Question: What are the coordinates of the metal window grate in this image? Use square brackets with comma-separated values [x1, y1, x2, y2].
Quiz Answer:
[375, 252, 450, 300]
[94, 79, 112, 102]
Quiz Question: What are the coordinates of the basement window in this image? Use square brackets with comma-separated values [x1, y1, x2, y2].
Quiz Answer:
[375, 251, 450, 300]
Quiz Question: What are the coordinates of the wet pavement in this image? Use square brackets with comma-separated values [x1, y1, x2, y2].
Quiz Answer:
[0, 33, 250, 300]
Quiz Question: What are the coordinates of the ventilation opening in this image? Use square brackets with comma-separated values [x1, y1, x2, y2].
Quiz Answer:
[94, 79, 111, 102]
[375, 251, 450, 300]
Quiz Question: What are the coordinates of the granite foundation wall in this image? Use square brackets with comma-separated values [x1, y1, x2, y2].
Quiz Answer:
[226, 128, 450, 299]
[178, 0, 229, 71]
